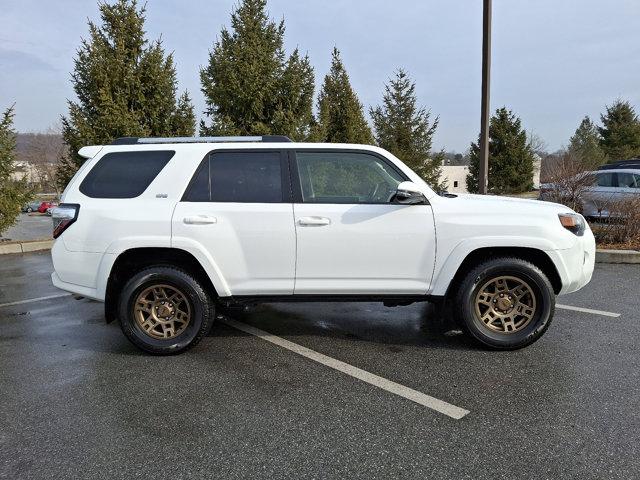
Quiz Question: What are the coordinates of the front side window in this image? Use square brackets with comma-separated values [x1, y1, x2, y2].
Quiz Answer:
[295, 151, 405, 204]
[80, 150, 174, 198]
[617, 172, 640, 188]
[183, 151, 283, 203]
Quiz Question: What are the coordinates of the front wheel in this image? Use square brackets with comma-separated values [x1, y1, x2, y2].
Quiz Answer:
[118, 266, 215, 355]
[453, 257, 555, 350]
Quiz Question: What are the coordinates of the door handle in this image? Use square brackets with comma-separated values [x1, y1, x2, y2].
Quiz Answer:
[297, 216, 331, 227]
[183, 215, 217, 225]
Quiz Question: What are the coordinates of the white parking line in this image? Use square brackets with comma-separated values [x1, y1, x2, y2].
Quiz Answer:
[221, 317, 470, 420]
[556, 304, 620, 318]
[0, 293, 72, 309]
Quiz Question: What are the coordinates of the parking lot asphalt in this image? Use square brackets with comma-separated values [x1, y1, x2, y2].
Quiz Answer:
[1, 251, 639, 479]
[1, 213, 52, 242]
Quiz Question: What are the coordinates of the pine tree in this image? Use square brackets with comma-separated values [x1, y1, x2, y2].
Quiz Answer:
[568, 116, 607, 169]
[467, 107, 535, 194]
[200, 0, 314, 140]
[0, 105, 33, 236]
[598, 100, 640, 161]
[313, 48, 374, 144]
[57, 0, 195, 189]
[370, 69, 443, 188]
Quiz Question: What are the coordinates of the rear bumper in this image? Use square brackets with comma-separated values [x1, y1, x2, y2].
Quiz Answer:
[50, 239, 113, 301]
[51, 271, 100, 300]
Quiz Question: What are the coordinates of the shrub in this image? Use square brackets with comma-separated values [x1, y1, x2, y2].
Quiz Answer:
[540, 151, 595, 213]
[590, 196, 640, 247]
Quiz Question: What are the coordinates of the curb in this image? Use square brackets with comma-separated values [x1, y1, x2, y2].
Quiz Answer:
[595, 248, 640, 264]
[1, 240, 639, 264]
[0, 239, 53, 255]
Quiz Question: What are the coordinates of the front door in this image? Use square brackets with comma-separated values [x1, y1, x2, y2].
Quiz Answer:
[584, 171, 618, 217]
[291, 150, 436, 295]
[172, 149, 296, 295]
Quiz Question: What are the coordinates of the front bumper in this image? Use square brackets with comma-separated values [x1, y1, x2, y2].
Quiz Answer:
[547, 227, 596, 295]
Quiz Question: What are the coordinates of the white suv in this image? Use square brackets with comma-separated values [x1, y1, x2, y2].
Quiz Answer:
[51, 136, 595, 354]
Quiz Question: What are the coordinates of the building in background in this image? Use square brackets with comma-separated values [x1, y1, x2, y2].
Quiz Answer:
[438, 155, 541, 193]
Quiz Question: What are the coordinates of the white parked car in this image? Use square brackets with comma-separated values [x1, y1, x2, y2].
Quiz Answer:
[51, 136, 595, 354]
[540, 168, 640, 218]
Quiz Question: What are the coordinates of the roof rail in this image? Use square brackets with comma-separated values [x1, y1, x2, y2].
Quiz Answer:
[598, 157, 640, 170]
[110, 135, 292, 145]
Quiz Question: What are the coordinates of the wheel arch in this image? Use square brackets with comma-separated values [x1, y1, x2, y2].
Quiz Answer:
[104, 247, 220, 323]
[439, 246, 563, 301]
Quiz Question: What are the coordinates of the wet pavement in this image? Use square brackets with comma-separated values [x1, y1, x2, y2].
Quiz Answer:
[1, 251, 639, 479]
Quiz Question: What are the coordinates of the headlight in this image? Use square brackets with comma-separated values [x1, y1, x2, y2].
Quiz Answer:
[558, 213, 585, 236]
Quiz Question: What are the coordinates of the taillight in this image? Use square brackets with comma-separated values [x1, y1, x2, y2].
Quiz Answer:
[52, 204, 80, 238]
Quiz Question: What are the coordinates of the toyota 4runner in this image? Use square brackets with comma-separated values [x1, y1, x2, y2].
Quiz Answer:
[51, 136, 595, 354]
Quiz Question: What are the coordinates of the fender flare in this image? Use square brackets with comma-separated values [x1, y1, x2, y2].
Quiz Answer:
[429, 235, 563, 296]
[95, 236, 232, 300]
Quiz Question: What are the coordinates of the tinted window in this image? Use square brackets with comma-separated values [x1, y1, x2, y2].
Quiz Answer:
[183, 151, 283, 203]
[80, 151, 174, 198]
[595, 172, 615, 187]
[296, 151, 405, 204]
[184, 160, 210, 201]
[617, 172, 640, 188]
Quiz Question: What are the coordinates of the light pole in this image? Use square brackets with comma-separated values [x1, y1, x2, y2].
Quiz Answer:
[479, 0, 492, 194]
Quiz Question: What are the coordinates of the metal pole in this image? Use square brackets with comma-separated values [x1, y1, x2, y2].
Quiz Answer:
[479, 0, 492, 194]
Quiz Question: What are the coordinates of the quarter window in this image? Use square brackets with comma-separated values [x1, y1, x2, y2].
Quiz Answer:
[295, 151, 405, 204]
[79, 151, 174, 198]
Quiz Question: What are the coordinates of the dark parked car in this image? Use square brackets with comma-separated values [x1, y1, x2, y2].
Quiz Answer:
[22, 201, 41, 213]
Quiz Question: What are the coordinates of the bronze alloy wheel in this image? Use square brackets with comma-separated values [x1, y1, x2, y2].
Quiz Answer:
[133, 284, 192, 339]
[473, 275, 537, 334]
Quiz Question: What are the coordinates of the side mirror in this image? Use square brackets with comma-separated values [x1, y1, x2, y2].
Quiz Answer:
[395, 181, 427, 205]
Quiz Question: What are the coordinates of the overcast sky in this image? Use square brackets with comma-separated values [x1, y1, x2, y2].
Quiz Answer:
[1, 0, 639, 152]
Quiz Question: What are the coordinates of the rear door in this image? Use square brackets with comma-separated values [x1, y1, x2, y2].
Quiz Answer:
[172, 149, 296, 295]
[290, 149, 436, 295]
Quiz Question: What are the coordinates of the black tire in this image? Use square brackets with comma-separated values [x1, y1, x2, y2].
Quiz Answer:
[118, 266, 215, 355]
[453, 257, 555, 350]
[26, 207, 33, 213]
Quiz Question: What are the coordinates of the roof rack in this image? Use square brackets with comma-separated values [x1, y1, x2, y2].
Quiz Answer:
[110, 135, 292, 145]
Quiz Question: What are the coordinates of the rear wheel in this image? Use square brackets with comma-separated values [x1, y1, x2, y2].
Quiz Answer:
[453, 257, 555, 350]
[118, 266, 214, 355]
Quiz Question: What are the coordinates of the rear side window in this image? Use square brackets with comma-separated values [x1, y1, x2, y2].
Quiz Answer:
[183, 151, 284, 203]
[79, 151, 174, 198]
[595, 172, 615, 187]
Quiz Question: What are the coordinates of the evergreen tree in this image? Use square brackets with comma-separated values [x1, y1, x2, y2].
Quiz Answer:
[370, 69, 443, 188]
[0, 105, 33, 236]
[200, 0, 314, 140]
[467, 107, 535, 194]
[568, 116, 607, 169]
[57, 0, 195, 189]
[313, 48, 374, 144]
[598, 100, 640, 161]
